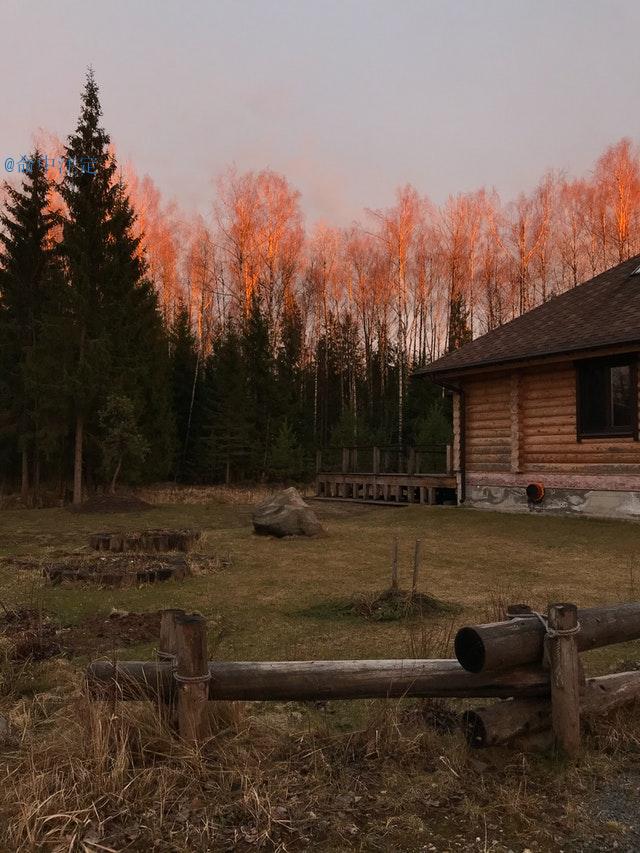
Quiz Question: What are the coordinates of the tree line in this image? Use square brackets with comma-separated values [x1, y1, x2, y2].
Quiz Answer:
[3, 71, 640, 501]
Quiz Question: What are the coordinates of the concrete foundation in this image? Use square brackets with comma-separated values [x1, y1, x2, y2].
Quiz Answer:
[465, 483, 640, 520]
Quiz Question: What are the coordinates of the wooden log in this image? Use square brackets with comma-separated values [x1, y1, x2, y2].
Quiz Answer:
[86, 658, 551, 703]
[463, 671, 640, 748]
[455, 602, 640, 673]
[391, 537, 399, 591]
[548, 603, 581, 756]
[175, 613, 210, 744]
[156, 608, 184, 726]
[157, 609, 185, 664]
[412, 539, 421, 597]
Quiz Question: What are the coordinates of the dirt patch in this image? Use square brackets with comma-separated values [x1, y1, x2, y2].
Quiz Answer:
[0, 608, 61, 661]
[61, 610, 162, 657]
[68, 494, 152, 514]
[0, 608, 162, 660]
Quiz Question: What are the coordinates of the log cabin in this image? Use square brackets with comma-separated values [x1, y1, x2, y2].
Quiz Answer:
[416, 256, 640, 519]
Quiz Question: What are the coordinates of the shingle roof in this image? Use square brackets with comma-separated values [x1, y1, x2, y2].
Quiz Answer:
[416, 255, 640, 378]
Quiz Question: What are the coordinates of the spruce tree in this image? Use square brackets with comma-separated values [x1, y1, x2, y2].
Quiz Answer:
[60, 70, 118, 502]
[242, 294, 275, 478]
[0, 151, 61, 500]
[202, 322, 252, 482]
[447, 293, 472, 353]
[61, 70, 174, 499]
[170, 302, 201, 480]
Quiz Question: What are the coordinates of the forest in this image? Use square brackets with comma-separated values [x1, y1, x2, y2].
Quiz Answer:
[2, 70, 640, 502]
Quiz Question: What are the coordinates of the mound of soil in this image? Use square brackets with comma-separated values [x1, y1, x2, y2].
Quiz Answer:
[68, 494, 152, 514]
[0, 608, 162, 660]
[300, 588, 461, 623]
[61, 610, 162, 656]
[0, 608, 61, 661]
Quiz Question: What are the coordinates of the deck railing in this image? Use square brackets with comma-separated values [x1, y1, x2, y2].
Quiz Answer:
[316, 444, 452, 476]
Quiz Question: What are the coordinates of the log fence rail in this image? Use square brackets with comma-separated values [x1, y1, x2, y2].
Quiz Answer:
[86, 600, 640, 758]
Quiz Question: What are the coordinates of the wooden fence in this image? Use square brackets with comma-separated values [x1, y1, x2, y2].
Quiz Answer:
[316, 444, 453, 476]
[86, 602, 640, 755]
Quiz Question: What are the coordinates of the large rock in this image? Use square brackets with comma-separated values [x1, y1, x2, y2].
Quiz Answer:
[252, 488, 324, 538]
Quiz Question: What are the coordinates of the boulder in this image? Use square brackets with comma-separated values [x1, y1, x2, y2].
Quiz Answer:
[252, 488, 324, 538]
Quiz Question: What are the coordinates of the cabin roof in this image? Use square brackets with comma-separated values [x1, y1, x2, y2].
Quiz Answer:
[416, 255, 640, 380]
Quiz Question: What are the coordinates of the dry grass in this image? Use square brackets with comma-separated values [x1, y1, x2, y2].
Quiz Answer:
[2, 499, 640, 849]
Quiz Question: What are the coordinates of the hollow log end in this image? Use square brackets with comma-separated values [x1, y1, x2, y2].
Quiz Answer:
[454, 627, 485, 673]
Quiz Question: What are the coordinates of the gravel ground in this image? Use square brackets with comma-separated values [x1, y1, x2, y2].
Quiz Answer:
[568, 771, 640, 852]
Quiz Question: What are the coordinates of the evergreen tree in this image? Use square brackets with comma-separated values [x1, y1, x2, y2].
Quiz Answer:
[170, 303, 201, 480]
[201, 322, 252, 483]
[97, 395, 149, 492]
[269, 418, 304, 481]
[447, 293, 472, 353]
[242, 294, 275, 478]
[61, 70, 174, 500]
[60, 70, 118, 502]
[0, 151, 62, 501]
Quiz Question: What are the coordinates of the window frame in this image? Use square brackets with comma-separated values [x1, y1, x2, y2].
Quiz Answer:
[575, 354, 639, 441]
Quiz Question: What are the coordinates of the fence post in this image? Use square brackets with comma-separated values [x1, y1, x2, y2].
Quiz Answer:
[391, 537, 399, 591]
[412, 540, 422, 598]
[446, 444, 453, 475]
[175, 613, 210, 745]
[157, 608, 184, 726]
[548, 603, 581, 758]
[158, 609, 184, 664]
[372, 446, 380, 475]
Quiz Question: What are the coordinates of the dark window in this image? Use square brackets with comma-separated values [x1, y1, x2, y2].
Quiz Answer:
[576, 356, 637, 438]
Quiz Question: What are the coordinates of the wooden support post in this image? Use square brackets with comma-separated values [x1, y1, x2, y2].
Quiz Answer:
[157, 608, 184, 725]
[391, 537, 399, 591]
[158, 609, 185, 663]
[175, 613, 210, 745]
[419, 486, 426, 504]
[372, 446, 380, 475]
[407, 447, 416, 475]
[548, 603, 581, 758]
[446, 444, 453, 475]
[412, 540, 422, 597]
[382, 483, 389, 501]
[428, 487, 437, 505]
[342, 447, 349, 474]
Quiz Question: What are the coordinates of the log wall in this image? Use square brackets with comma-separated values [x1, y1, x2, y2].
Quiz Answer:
[462, 361, 640, 478]
[463, 373, 512, 472]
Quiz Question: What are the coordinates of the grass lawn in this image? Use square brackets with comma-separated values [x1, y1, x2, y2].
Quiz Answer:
[2, 497, 640, 852]
[1, 499, 639, 669]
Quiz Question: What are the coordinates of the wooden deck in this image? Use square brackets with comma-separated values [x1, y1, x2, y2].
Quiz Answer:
[315, 445, 457, 505]
[315, 472, 457, 504]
